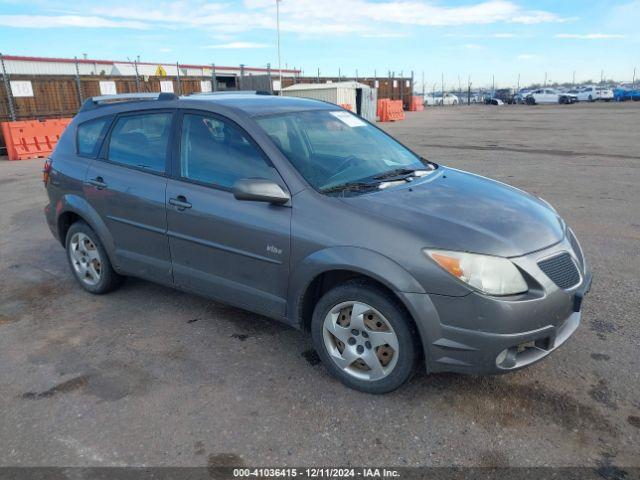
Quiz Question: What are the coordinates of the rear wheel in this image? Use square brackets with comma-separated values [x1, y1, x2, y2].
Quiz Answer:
[311, 281, 418, 393]
[65, 221, 123, 294]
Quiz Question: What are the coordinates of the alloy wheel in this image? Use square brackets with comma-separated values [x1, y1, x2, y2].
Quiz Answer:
[69, 232, 102, 286]
[322, 301, 399, 381]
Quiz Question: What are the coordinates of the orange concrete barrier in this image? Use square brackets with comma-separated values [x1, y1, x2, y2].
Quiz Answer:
[409, 96, 424, 112]
[377, 99, 405, 122]
[1, 118, 72, 160]
[338, 103, 353, 111]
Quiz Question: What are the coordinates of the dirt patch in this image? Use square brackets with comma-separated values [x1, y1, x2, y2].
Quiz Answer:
[404, 375, 619, 439]
[208, 453, 244, 469]
[589, 379, 618, 410]
[23, 375, 89, 399]
[591, 353, 611, 361]
[478, 450, 510, 468]
[627, 416, 640, 429]
[590, 319, 618, 340]
[301, 349, 321, 366]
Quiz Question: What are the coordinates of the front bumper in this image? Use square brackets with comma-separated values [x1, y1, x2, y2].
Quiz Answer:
[399, 237, 592, 375]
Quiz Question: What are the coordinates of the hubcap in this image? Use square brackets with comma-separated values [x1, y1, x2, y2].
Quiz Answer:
[69, 232, 102, 286]
[322, 301, 399, 381]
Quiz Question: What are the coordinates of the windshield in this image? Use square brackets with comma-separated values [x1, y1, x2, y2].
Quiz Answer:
[255, 109, 431, 192]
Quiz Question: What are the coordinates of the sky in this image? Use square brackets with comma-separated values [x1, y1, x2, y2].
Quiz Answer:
[0, 0, 638, 89]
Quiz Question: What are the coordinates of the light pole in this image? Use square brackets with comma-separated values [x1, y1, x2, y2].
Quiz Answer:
[276, 0, 283, 93]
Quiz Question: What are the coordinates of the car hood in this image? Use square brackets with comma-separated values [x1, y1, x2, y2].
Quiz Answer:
[341, 167, 564, 257]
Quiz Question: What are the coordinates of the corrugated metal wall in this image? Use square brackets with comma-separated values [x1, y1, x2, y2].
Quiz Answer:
[0, 74, 213, 122]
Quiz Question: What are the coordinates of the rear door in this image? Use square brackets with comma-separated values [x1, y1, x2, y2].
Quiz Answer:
[166, 110, 291, 318]
[84, 110, 175, 284]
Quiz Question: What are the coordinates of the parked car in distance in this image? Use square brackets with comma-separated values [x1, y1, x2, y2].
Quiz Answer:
[526, 88, 577, 105]
[494, 88, 515, 104]
[436, 93, 459, 105]
[514, 89, 533, 104]
[575, 86, 614, 102]
[484, 97, 504, 105]
[613, 88, 640, 102]
[44, 92, 591, 393]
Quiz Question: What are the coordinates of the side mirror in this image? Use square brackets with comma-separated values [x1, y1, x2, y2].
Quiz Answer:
[233, 178, 290, 205]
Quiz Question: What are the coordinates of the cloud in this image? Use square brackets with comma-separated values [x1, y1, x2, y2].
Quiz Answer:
[517, 53, 537, 60]
[204, 42, 270, 49]
[555, 33, 626, 39]
[463, 43, 485, 50]
[0, 14, 149, 29]
[82, 0, 566, 37]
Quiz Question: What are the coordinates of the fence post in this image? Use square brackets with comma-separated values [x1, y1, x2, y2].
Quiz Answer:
[134, 60, 141, 92]
[239, 64, 245, 90]
[74, 56, 84, 106]
[211, 63, 217, 92]
[317, 68, 320, 83]
[0, 52, 16, 121]
[176, 62, 182, 95]
[267, 63, 273, 94]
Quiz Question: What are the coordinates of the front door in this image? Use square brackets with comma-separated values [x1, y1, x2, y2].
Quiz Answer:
[166, 111, 291, 318]
[84, 110, 175, 284]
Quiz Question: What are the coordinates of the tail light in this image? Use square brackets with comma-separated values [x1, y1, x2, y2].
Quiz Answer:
[43, 158, 52, 185]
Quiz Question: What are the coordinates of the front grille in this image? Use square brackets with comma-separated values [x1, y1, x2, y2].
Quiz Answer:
[538, 252, 581, 289]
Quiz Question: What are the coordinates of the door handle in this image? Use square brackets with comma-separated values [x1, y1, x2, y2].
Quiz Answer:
[169, 195, 192, 210]
[88, 176, 107, 190]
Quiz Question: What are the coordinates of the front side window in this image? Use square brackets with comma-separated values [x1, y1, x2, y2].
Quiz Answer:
[179, 113, 278, 188]
[255, 110, 429, 191]
[77, 116, 111, 157]
[107, 112, 172, 173]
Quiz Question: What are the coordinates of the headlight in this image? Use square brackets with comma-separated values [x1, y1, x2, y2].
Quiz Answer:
[424, 249, 528, 295]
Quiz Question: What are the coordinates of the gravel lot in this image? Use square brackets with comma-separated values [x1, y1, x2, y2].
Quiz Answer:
[1, 102, 639, 470]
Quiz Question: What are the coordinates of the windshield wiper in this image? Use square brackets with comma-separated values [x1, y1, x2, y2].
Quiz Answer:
[374, 167, 434, 181]
[319, 180, 381, 195]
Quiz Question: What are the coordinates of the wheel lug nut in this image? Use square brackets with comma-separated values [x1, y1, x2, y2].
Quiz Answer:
[356, 345, 364, 354]
[348, 337, 356, 346]
[351, 329, 359, 336]
[361, 331, 369, 338]
[365, 341, 372, 349]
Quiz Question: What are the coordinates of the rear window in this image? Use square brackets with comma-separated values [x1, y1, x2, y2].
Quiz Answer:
[107, 112, 173, 173]
[77, 116, 111, 157]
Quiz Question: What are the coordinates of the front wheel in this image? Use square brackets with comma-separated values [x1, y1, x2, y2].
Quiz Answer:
[311, 281, 419, 393]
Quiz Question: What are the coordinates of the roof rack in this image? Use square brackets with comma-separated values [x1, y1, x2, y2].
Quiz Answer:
[188, 90, 272, 96]
[79, 92, 177, 111]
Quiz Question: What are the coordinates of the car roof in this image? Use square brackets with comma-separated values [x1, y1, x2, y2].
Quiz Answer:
[77, 92, 337, 120]
[180, 93, 335, 117]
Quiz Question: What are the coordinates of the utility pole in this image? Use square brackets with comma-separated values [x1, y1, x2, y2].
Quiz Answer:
[421, 71, 425, 96]
[492, 74, 495, 95]
[601, 69, 604, 85]
[317, 67, 320, 83]
[572, 70, 576, 87]
[633, 67, 637, 88]
[441, 72, 444, 107]
[176, 61, 182, 95]
[276, 0, 283, 94]
[74, 56, 84, 106]
[517, 73, 520, 91]
[544, 72, 547, 87]
[211, 63, 217, 92]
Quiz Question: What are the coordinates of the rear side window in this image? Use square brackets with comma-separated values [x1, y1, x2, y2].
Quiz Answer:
[107, 112, 173, 173]
[179, 113, 278, 188]
[77, 117, 111, 157]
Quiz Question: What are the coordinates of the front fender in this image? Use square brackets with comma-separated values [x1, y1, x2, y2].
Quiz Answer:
[55, 194, 116, 264]
[287, 246, 426, 325]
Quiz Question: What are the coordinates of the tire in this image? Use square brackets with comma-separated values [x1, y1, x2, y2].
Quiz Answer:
[65, 221, 123, 294]
[588, 95, 593, 102]
[311, 281, 419, 394]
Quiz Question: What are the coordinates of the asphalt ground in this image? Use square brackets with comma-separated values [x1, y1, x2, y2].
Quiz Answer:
[0, 102, 638, 470]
